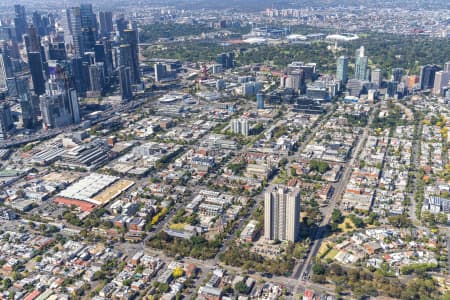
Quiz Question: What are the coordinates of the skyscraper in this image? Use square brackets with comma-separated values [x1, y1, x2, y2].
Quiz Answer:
[264, 185, 301, 242]
[444, 62, 450, 73]
[154, 63, 169, 82]
[354, 46, 370, 81]
[433, 71, 450, 96]
[0, 102, 13, 140]
[25, 25, 41, 53]
[371, 68, 382, 88]
[336, 56, 348, 83]
[115, 16, 129, 39]
[284, 70, 305, 93]
[118, 44, 132, 70]
[420, 64, 441, 90]
[0, 53, 13, 91]
[80, 4, 98, 51]
[216, 52, 234, 69]
[47, 42, 67, 61]
[95, 40, 113, 78]
[387, 81, 398, 98]
[63, 7, 83, 57]
[98, 11, 113, 37]
[230, 118, 250, 136]
[14, 5, 27, 42]
[70, 57, 88, 97]
[257, 92, 265, 109]
[40, 77, 80, 128]
[118, 66, 132, 102]
[19, 90, 39, 129]
[28, 52, 46, 95]
[392, 68, 404, 83]
[88, 63, 104, 95]
[122, 29, 140, 84]
[32, 11, 47, 36]
[7, 75, 29, 97]
[94, 43, 106, 64]
[80, 4, 97, 32]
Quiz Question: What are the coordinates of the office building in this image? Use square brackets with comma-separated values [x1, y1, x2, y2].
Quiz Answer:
[25, 25, 41, 53]
[257, 92, 265, 109]
[80, 4, 97, 32]
[444, 62, 450, 73]
[433, 71, 450, 96]
[70, 57, 89, 97]
[88, 63, 104, 95]
[118, 66, 132, 102]
[118, 44, 132, 70]
[19, 91, 39, 129]
[154, 62, 176, 82]
[419, 64, 441, 90]
[387, 81, 398, 98]
[336, 56, 348, 83]
[95, 40, 113, 78]
[122, 29, 140, 84]
[14, 5, 27, 42]
[0, 26, 13, 41]
[392, 68, 404, 83]
[371, 68, 382, 88]
[282, 70, 305, 93]
[47, 42, 67, 61]
[7, 75, 29, 97]
[0, 53, 12, 91]
[32, 11, 47, 36]
[230, 118, 249, 136]
[288, 62, 317, 81]
[264, 185, 300, 242]
[98, 11, 113, 37]
[28, 52, 46, 95]
[292, 96, 325, 114]
[115, 16, 129, 39]
[40, 86, 80, 128]
[354, 46, 370, 81]
[241, 81, 262, 97]
[216, 79, 225, 91]
[63, 7, 83, 57]
[80, 4, 98, 51]
[306, 86, 330, 102]
[0, 102, 13, 140]
[94, 43, 106, 63]
[216, 52, 234, 69]
[347, 79, 364, 97]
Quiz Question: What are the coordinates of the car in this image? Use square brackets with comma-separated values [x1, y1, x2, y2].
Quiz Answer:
[261, 272, 273, 278]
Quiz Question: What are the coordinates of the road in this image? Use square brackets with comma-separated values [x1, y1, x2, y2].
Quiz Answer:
[408, 120, 422, 224]
[0, 92, 161, 149]
[292, 103, 378, 296]
[120, 245, 336, 298]
[208, 108, 337, 265]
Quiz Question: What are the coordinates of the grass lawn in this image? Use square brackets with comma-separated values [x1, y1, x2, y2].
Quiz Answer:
[318, 242, 334, 258]
[338, 217, 357, 232]
[324, 248, 339, 260]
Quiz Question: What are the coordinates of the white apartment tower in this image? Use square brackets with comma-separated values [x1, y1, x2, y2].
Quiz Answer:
[264, 185, 301, 242]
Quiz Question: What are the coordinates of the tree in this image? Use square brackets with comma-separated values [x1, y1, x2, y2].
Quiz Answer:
[331, 209, 344, 224]
[348, 214, 365, 228]
[173, 267, 184, 279]
[388, 214, 412, 228]
[234, 281, 250, 294]
[309, 160, 330, 174]
[3, 278, 12, 289]
[312, 262, 326, 275]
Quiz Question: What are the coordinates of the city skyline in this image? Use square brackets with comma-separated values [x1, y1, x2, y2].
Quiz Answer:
[0, 1, 448, 300]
